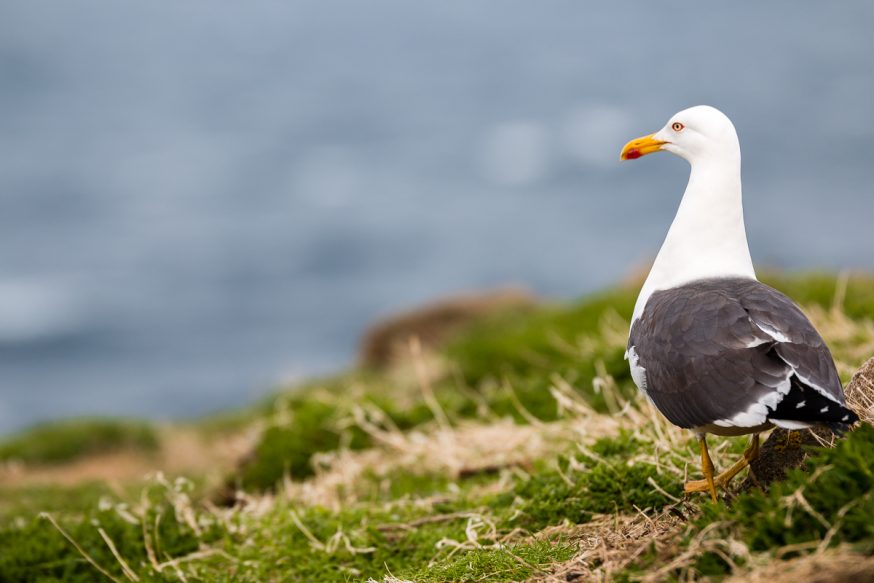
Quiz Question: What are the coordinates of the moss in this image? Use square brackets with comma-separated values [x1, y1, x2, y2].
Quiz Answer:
[408, 537, 577, 582]
[446, 289, 638, 412]
[238, 277, 860, 493]
[590, 430, 645, 458]
[199, 475, 576, 582]
[233, 282, 687, 493]
[709, 424, 874, 551]
[236, 398, 370, 489]
[624, 425, 874, 581]
[483, 374, 575, 422]
[0, 449, 582, 582]
[195, 498, 486, 582]
[0, 484, 215, 583]
[6, 271, 868, 581]
[234, 369, 571, 492]
[497, 435, 680, 531]
[0, 482, 116, 525]
[358, 469, 454, 502]
[0, 418, 158, 465]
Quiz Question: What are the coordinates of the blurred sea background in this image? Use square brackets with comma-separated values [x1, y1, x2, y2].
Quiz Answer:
[1, 2, 873, 434]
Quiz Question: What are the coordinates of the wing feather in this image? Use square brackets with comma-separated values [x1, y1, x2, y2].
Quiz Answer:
[628, 278, 845, 430]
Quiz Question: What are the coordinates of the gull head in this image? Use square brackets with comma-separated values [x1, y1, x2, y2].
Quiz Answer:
[620, 105, 740, 165]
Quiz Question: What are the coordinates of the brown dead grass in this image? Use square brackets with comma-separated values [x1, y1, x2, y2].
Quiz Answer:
[0, 426, 255, 488]
[277, 360, 699, 513]
[845, 356, 874, 425]
[806, 304, 874, 382]
[529, 510, 688, 583]
[724, 546, 874, 583]
[282, 417, 569, 510]
[315, 367, 750, 583]
[282, 400, 617, 511]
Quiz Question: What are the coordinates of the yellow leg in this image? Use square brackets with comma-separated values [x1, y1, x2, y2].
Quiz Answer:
[748, 432, 760, 460]
[685, 433, 760, 500]
[684, 435, 718, 502]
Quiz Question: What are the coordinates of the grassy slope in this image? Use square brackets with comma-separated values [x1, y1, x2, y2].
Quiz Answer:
[1, 272, 873, 582]
[0, 418, 158, 465]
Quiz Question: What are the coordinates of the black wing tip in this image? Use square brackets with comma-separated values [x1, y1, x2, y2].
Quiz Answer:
[826, 409, 860, 436]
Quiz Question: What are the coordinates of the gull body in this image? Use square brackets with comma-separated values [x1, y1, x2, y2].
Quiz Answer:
[620, 106, 857, 500]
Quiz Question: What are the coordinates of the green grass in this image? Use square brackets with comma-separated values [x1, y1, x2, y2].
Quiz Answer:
[446, 288, 638, 410]
[496, 433, 680, 531]
[236, 396, 368, 487]
[235, 286, 639, 492]
[233, 377, 447, 490]
[407, 537, 578, 582]
[0, 455, 607, 582]
[0, 482, 116, 525]
[760, 271, 874, 319]
[0, 480, 216, 583]
[0, 418, 158, 465]
[3, 271, 873, 582]
[706, 423, 874, 550]
[230, 272, 874, 494]
[619, 424, 874, 580]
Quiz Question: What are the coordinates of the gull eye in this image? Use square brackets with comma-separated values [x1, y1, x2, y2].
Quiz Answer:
[671, 122, 685, 132]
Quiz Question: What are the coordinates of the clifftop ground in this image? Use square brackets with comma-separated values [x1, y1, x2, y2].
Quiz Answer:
[2, 272, 874, 582]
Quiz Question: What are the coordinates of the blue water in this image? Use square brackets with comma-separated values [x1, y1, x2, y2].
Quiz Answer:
[2, 2, 873, 433]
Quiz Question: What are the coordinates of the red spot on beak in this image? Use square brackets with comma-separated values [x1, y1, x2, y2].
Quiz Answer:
[624, 148, 642, 160]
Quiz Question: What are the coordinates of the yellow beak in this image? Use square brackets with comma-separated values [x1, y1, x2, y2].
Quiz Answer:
[620, 133, 666, 161]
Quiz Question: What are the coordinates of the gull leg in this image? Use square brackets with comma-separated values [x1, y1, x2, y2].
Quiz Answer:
[747, 432, 760, 461]
[685, 433, 761, 499]
[684, 435, 718, 502]
[711, 432, 760, 486]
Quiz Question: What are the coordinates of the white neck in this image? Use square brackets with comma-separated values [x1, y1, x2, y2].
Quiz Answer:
[632, 153, 756, 321]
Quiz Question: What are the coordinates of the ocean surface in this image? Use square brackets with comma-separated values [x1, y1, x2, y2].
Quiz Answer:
[1, 2, 873, 434]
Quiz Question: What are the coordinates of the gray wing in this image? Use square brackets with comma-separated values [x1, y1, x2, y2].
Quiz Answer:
[736, 281, 843, 403]
[627, 278, 844, 430]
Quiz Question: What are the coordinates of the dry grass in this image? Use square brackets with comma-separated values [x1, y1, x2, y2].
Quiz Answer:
[521, 379, 750, 583]
[845, 356, 874, 425]
[0, 426, 254, 488]
[276, 357, 722, 517]
[226, 361, 715, 582]
[806, 303, 874, 382]
[529, 511, 687, 583]
[724, 546, 874, 583]
[524, 320, 874, 583]
[281, 415, 572, 510]
[275, 339, 648, 513]
[366, 575, 415, 583]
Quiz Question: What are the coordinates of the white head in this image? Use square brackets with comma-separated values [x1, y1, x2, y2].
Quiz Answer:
[620, 105, 740, 165]
[623, 105, 756, 321]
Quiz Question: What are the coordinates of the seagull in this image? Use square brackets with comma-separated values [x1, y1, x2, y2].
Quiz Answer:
[620, 105, 858, 502]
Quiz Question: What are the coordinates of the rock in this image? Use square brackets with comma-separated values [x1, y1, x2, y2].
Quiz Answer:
[740, 426, 836, 491]
[358, 288, 537, 370]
